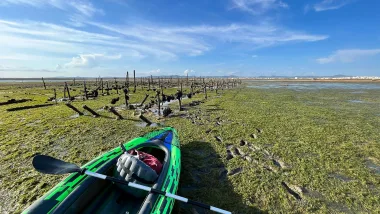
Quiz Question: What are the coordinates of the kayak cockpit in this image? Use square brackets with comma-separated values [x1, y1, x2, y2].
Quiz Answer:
[54, 142, 170, 214]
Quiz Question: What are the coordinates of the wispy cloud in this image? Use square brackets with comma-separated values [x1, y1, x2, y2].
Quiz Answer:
[230, 0, 288, 15]
[62, 53, 121, 69]
[1, 0, 103, 17]
[313, 0, 352, 12]
[89, 21, 328, 52]
[0, 18, 328, 74]
[317, 49, 380, 64]
[184, 69, 194, 75]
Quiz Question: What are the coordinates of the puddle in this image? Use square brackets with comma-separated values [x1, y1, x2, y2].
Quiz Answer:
[328, 173, 352, 182]
[69, 114, 80, 119]
[248, 82, 380, 90]
[366, 158, 380, 174]
[350, 91, 367, 94]
[348, 100, 364, 103]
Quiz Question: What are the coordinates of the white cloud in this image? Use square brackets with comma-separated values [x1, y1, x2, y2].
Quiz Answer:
[230, 0, 288, 15]
[64, 54, 122, 68]
[89, 21, 328, 53]
[1, 0, 103, 17]
[317, 49, 380, 64]
[184, 69, 194, 75]
[313, 0, 352, 12]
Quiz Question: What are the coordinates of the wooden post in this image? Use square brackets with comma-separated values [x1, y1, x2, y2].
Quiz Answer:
[109, 107, 123, 120]
[139, 114, 152, 125]
[65, 82, 71, 100]
[127, 72, 130, 89]
[53, 89, 57, 104]
[65, 103, 83, 115]
[133, 70, 136, 93]
[83, 81, 88, 100]
[101, 78, 104, 95]
[83, 105, 99, 117]
[106, 81, 110, 95]
[157, 91, 161, 116]
[73, 78, 76, 86]
[148, 78, 151, 91]
[204, 83, 207, 100]
[180, 82, 183, 93]
[123, 88, 129, 107]
[158, 76, 161, 89]
[63, 83, 67, 98]
[42, 77, 46, 89]
[140, 94, 149, 106]
[187, 73, 189, 87]
[150, 75, 153, 88]
[216, 82, 218, 94]
[141, 77, 143, 90]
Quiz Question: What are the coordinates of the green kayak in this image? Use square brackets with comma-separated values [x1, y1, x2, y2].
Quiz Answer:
[23, 127, 181, 214]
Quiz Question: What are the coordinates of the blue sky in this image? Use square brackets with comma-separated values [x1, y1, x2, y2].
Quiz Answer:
[0, 0, 379, 78]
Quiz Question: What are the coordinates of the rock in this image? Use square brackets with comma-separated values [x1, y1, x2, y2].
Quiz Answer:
[205, 129, 212, 134]
[256, 128, 263, 133]
[240, 140, 247, 146]
[244, 156, 252, 162]
[226, 150, 233, 160]
[215, 136, 222, 142]
[228, 167, 243, 176]
[250, 134, 258, 139]
[163, 107, 172, 117]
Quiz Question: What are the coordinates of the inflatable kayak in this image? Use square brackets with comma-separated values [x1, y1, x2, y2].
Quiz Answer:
[23, 127, 181, 214]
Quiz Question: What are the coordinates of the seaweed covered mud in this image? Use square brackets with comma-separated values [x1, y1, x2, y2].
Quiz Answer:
[0, 80, 380, 213]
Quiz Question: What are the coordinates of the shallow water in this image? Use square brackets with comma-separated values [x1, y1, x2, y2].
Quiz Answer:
[247, 82, 380, 90]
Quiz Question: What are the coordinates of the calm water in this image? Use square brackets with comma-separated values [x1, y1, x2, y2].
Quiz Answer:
[247, 82, 380, 90]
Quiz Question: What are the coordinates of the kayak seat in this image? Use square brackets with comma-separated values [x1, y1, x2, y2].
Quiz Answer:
[115, 152, 158, 198]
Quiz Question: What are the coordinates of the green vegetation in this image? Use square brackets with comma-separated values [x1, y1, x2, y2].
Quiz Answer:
[0, 82, 379, 213]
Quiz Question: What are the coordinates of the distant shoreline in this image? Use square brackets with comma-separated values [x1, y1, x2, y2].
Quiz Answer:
[0, 77, 379, 84]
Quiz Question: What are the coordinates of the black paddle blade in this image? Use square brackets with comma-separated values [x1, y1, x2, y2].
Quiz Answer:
[32, 155, 81, 175]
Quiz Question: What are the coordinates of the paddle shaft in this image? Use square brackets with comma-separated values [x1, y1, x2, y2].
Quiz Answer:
[84, 170, 231, 214]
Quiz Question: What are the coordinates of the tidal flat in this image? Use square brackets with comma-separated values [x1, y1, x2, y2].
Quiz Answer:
[0, 81, 379, 213]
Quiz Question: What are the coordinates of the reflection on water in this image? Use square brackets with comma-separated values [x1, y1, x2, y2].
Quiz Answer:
[348, 100, 364, 103]
[247, 82, 380, 90]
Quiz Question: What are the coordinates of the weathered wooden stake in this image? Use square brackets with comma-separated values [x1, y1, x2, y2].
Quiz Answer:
[42, 77, 46, 89]
[83, 81, 88, 100]
[139, 114, 152, 125]
[157, 91, 161, 116]
[150, 75, 153, 88]
[53, 89, 57, 104]
[133, 70, 136, 93]
[204, 84, 208, 100]
[140, 94, 149, 106]
[65, 103, 83, 115]
[83, 105, 99, 117]
[106, 81, 110, 95]
[73, 78, 76, 86]
[148, 78, 151, 91]
[109, 107, 123, 120]
[64, 82, 71, 100]
[126, 72, 129, 89]
[123, 88, 129, 107]
[101, 78, 104, 95]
